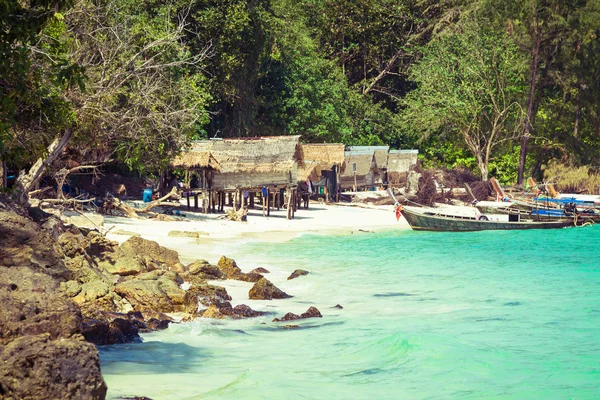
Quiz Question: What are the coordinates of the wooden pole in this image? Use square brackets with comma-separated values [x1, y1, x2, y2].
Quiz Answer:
[286, 189, 292, 220]
[267, 189, 271, 216]
[187, 193, 191, 210]
[353, 173, 357, 192]
[250, 192, 255, 208]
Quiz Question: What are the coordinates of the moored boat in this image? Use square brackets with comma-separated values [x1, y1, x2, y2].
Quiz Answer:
[400, 205, 576, 232]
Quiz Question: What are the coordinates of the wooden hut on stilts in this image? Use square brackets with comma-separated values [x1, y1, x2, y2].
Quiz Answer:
[173, 136, 303, 219]
[298, 143, 345, 203]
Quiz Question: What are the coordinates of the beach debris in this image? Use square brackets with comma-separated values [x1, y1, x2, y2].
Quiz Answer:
[250, 267, 270, 274]
[249, 278, 293, 300]
[287, 269, 309, 280]
[112, 229, 141, 236]
[272, 306, 322, 322]
[101, 187, 179, 219]
[168, 230, 200, 238]
[217, 256, 264, 282]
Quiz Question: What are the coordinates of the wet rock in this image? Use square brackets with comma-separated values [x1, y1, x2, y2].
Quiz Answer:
[202, 304, 226, 319]
[217, 256, 263, 282]
[191, 284, 232, 307]
[0, 333, 107, 399]
[287, 269, 309, 280]
[82, 317, 141, 345]
[281, 325, 300, 329]
[183, 260, 224, 284]
[300, 306, 322, 319]
[250, 267, 270, 274]
[248, 278, 292, 300]
[333, 304, 343, 309]
[272, 312, 300, 322]
[168, 230, 200, 238]
[232, 304, 268, 318]
[273, 307, 322, 322]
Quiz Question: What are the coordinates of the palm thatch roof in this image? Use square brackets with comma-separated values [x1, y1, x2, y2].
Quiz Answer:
[300, 143, 345, 169]
[210, 136, 301, 174]
[298, 161, 323, 182]
[171, 142, 221, 171]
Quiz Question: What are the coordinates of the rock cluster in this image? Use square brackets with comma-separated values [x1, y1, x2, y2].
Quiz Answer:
[272, 307, 322, 322]
[0, 209, 107, 399]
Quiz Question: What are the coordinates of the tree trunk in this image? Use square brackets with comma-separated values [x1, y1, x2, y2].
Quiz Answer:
[15, 128, 74, 204]
[518, 36, 542, 185]
[0, 161, 6, 188]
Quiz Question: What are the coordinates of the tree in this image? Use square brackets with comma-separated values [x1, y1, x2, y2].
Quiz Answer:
[12, 0, 211, 202]
[403, 22, 526, 180]
[478, 0, 600, 183]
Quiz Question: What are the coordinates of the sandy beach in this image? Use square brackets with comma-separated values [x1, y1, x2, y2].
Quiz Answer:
[104, 201, 409, 263]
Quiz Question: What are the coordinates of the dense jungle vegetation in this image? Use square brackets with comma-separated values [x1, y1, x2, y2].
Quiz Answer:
[2, 0, 600, 190]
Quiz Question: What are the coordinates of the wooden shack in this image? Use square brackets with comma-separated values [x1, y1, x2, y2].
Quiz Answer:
[387, 150, 419, 186]
[340, 152, 377, 191]
[298, 143, 345, 201]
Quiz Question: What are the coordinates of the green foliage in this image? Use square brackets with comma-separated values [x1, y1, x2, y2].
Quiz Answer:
[402, 20, 526, 179]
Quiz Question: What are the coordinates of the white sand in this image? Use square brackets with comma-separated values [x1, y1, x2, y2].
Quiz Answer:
[104, 201, 409, 264]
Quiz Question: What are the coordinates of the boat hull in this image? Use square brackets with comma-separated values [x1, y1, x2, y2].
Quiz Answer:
[401, 207, 574, 232]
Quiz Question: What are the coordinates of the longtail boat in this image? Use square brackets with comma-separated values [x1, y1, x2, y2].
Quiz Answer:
[400, 205, 577, 232]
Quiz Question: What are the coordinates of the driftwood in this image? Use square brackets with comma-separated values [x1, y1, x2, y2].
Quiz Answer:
[55, 165, 99, 200]
[101, 187, 179, 218]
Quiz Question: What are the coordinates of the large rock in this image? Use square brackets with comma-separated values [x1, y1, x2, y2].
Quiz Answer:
[0, 210, 70, 279]
[182, 260, 224, 284]
[82, 317, 141, 345]
[217, 256, 263, 282]
[0, 333, 107, 399]
[190, 284, 232, 308]
[114, 280, 174, 313]
[65, 212, 105, 230]
[120, 236, 180, 269]
[0, 266, 82, 346]
[248, 278, 292, 300]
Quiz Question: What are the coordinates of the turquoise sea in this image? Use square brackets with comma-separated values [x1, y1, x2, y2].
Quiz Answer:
[100, 226, 600, 399]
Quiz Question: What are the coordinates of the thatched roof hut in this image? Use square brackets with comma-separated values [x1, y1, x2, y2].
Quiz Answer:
[171, 142, 221, 171]
[300, 144, 345, 170]
[387, 150, 418, 185]
[340, 152, 377, 190]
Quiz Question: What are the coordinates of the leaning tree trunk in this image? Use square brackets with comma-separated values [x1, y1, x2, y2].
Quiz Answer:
[518, 36, 541, 185]
[15, 128, 74, 205]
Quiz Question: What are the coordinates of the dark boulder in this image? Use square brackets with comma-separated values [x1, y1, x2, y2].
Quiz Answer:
[217, 256, 263, 282]
[232, 304, 268, 318]
[287, 269, 309, 280]
[300, 306, 322, 319]
[248, 278, 292, 300]
[273, 307, 322, 322]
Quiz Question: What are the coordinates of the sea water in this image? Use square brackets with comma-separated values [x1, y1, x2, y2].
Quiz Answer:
[99, 226, 600, 399]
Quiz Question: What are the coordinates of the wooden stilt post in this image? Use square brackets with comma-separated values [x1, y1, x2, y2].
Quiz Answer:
[187, 193, 191, 210]
[286, 189, 293, 220]
[194, 193, 198, 210]
[250, 192, 255, 208]
[267, 189, 271, 216]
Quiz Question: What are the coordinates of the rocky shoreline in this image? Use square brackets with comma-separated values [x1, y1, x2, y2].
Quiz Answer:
[0, 205, 320, 399]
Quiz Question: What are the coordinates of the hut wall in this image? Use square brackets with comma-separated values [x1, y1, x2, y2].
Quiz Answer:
[213, 169, 297, 190]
